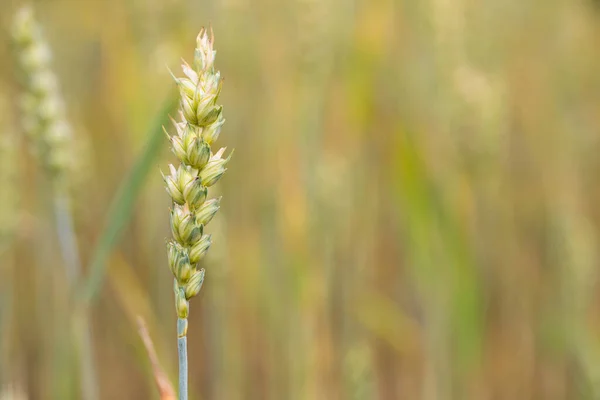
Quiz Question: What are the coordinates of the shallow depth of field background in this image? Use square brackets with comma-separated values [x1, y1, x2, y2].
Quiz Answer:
[2, 0, 600, 399]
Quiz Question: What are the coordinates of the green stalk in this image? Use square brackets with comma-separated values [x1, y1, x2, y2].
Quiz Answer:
[81, 95, 178, 305]
[178, 318, 188, 400]
[53, 191, 99, 400]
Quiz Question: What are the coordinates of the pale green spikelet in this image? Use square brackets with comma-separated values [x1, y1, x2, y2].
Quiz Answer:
[184, 269, 205, 300]
[164, 28, 231, 320]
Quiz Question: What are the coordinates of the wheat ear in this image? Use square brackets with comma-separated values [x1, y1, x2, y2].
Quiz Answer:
[163, 28, 230, 400]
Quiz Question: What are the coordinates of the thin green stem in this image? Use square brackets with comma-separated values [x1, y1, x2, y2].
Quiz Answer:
[178, 318, 188, 400]
[53, 193, 80, 284]
[53, 191, 99, 400]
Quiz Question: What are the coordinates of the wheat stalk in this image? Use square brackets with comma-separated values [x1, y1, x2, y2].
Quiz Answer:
[11, 7, 99, 400]
[163, 28, 230, 400]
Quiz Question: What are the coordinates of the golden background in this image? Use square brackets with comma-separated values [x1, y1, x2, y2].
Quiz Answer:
[2, 0, 600, 398]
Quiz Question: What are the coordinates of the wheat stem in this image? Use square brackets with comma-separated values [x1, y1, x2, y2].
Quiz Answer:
[177, 318, 188, 400]
[53, 191, 99, 400]
[53, 192, 79, 284]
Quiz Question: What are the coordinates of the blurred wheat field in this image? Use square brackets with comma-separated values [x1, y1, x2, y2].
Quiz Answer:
[2, 0, 600, 399]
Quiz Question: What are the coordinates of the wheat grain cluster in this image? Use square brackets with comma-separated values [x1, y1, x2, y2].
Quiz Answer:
[163, 28, 231, 335]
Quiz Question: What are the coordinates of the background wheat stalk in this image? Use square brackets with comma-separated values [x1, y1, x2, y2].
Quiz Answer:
[11, 7, 99, 400]
[163, 28, 230, 400]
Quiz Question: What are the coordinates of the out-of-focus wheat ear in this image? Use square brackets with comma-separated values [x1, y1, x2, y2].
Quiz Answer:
[11, 5, 76, 192]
